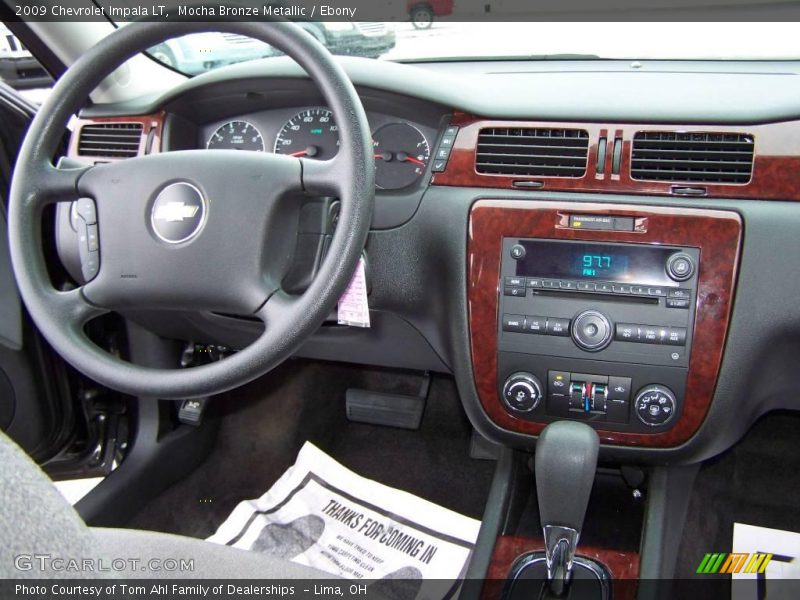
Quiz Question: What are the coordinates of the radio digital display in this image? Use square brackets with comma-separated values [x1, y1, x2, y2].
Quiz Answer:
[515, 240, 678, 286]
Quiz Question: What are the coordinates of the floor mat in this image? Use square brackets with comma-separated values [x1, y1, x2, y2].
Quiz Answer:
[208, 442, 480, 596]
[675, 412, 800, 580]
[128, 361, 495, 539]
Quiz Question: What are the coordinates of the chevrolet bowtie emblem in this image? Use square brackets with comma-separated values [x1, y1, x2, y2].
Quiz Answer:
[153, 201, 200, 222]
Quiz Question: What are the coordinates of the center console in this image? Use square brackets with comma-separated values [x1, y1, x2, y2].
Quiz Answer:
[468, 200, 741, 447]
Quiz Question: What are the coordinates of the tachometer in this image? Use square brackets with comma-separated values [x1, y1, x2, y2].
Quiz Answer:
[207, 120, 265, 151]
[274, 108, 339, 159]
[372, 122, 430, 189]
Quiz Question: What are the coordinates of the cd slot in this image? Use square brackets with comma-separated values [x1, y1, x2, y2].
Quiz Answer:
[533, 290, 659, 305]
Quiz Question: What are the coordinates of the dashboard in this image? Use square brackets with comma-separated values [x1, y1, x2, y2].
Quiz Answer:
[56, 56, 800, 464]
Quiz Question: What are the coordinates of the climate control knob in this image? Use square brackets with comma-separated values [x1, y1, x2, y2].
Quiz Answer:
[502, 372, 543, 413]
[571, 310, 613, 352]
[634, 385, 677, 427]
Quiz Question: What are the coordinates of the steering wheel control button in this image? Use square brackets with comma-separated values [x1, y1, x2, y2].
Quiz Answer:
[666, 252, 696, 281]
[76, 204, 101, 282]
[502, 314, 525, 332]
[510, 244, 526, 260]
[502, 372, 543, 413]
[634, 385, 677, 427]
[86, 224, 99, 252]
[571, 310, 613, 351]
[150, 182, 207, 244]
[75, 197, 97, 225]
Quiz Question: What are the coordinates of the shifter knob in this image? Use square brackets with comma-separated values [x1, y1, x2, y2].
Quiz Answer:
[536, 421, 600, 530]
[535, 421, 600, 594]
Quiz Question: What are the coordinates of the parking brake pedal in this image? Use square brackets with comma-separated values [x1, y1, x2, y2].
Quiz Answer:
[346, 374, 430, 430]
[178, 397, 209, 426]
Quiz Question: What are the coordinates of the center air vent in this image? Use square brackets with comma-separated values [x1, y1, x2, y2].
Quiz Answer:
[77, 123, 144, 159]
[631, 131, 754, 184]
[476, 127, 590, 177]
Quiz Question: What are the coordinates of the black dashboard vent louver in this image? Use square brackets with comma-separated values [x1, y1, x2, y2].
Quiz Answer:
[77, 123, 144, 159]
[631, 131, 754, 184]
[476, 127, 590, 177]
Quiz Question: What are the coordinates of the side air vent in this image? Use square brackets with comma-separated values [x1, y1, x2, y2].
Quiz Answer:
[77, 123, 144, 159]
[631, 131, 754, 184]
[476, 127, 590, 177]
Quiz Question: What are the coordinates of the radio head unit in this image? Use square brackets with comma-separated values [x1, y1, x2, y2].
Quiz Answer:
[498, 238, 698, 434]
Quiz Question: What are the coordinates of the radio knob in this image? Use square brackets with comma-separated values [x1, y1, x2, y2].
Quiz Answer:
[501, 372, 543, 413]
[666, 252, 695, 282]
[634, 385, 677, 427]
[571, 310, 613, 351]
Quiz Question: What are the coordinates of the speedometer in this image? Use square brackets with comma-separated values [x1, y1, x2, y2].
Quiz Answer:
[274, 108, 339, 159]
[207, 121, 265, 151]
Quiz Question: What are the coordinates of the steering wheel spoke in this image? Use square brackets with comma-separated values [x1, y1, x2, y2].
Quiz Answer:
[300, 156, 346, 196]
[29, 160, 92, 209]
[49, 288, 109, 331]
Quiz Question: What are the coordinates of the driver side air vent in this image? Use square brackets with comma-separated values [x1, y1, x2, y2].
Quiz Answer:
[476, 127, 590, 177]
[77, 123, 144, 159]
[631, 131, 754, 184]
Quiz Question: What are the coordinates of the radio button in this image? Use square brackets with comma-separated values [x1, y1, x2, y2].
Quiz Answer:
[668, 288, 692, 300]
[523, 316, 547, 334]
[577, 282, 596, 292]
[642, 326, 660, 343]
[666, 327, 687, 346]
[505, 276, 525, 287]
[546, 317, 571, 337]
[630, 285, 646, 295]
[648, 287, 666, 297]
[615, 323, 641, 342]
[504, 286, 526, 297]
[596, 282, 614, 293]
[612, 284, 631, 294]
[666, 298, 691, 309]
[542, 280, 559, 288]
[527, 278, 544, 288]
[560, 280, 577, 290]
[502, 314, 525, 332]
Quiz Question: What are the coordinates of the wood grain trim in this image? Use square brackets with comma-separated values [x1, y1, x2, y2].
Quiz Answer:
[435, 113, 800, 201]
[483, 536, 639, 600]
[468, 201, 742, 447]
[67, 112, 166, 163]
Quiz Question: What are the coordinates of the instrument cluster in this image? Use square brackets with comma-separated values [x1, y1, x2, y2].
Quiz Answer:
[203, 107, 433, 191]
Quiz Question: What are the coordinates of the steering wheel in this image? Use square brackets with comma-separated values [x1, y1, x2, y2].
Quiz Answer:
[7, 21, 374, 399]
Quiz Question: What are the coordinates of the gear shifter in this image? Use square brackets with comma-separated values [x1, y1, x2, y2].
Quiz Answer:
[535, 421, 600, 596]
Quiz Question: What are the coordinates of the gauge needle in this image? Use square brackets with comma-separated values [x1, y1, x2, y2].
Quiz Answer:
[395, 151, 425, 166]
[376, 151, 425, 166]
[289, 146, 319, 158]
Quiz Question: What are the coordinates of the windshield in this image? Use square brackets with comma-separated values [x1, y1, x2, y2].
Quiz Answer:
[122, 19, 800, 75]
[132, 21, 800, 76]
